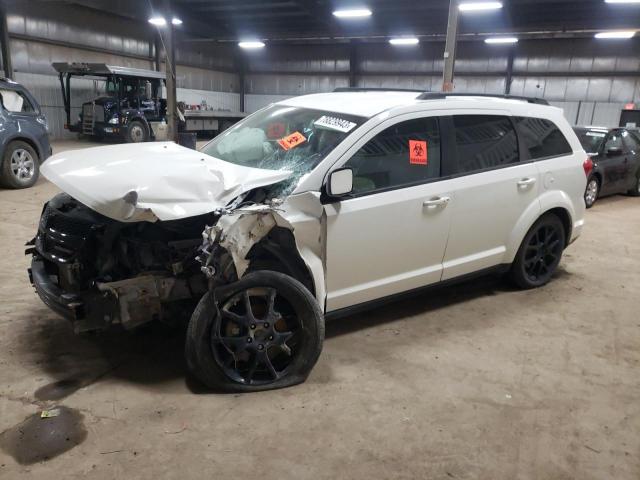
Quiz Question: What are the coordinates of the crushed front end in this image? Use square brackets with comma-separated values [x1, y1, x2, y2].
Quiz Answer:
[27, 193, 211, 332]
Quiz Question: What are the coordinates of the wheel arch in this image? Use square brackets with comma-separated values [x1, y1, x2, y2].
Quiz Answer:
[2, 136, 42, 163]
[506, 193, 577, 263]
[246, 226, 317, 300]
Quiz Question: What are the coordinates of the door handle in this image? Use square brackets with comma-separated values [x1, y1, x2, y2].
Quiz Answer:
[423, 196, 451, 209]
[517, 178, 537, 188]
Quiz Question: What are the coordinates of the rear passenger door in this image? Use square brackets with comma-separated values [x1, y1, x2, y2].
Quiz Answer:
[441, 114, 541, 280]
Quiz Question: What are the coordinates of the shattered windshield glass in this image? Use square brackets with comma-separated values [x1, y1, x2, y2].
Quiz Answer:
[201, 105, 367, 195]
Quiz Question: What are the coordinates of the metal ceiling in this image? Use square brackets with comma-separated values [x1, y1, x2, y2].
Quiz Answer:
[29, 0, 640, 42]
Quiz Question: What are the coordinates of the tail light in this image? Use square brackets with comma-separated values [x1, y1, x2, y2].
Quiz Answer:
[583, 157, 593, 177]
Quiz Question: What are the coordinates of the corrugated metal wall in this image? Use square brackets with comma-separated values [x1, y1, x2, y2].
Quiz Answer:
[243, 39, 640, 126]
[5, 1, 640, 134]
[5, 2, 241, 138]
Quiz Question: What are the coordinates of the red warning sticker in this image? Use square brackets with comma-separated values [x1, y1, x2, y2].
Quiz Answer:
[278, 131, 307, 150]
[409, 140, 428, 165]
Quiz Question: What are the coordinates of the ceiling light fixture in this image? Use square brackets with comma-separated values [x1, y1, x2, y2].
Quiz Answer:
[605, 0, 640, 4]
[171, 17, 183, 25]
[148, 16, 167, 26]
[459, 2, 503, 12]
[485, 37, 519, 44]
[594, 30, 636, 38]
[238, 41, 266, 49]
[332, 8, 372, 18]
[389, 37, 419, 45]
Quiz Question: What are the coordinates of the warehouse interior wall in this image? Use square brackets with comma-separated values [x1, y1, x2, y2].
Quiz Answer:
[4, 2, 639, 138]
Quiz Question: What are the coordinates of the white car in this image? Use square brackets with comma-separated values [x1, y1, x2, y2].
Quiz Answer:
[29, 90, 589, 391]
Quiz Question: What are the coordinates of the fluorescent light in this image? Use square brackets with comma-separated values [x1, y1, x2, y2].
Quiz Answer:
[605, 0, 640, 3]
[485, 37, 519, 44]
[594, 31, 636, 38]
[171, 17, 182, 25]
[332, 8, 372, 18]
[389, 37, 419, 45]
[459, 1, 503, 11]
[148, 16, 167, 26]
[238, 41, 266, 49]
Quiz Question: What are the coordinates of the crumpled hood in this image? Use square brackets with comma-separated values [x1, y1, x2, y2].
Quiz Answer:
[41, 142, 292, 223]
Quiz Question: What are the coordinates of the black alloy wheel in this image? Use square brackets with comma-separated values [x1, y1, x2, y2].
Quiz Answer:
[186, 271, 324, 392]
[510, 214, 566, 289]
[213, 287, 299, 385]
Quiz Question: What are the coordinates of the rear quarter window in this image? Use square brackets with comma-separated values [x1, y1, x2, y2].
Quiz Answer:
[515, 117, 573, 160]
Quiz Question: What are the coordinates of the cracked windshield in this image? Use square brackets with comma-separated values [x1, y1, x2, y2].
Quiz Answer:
[201, 105, 366, 194]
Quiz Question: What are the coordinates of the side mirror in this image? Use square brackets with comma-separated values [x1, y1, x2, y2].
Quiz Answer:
[607, 147, 623, 156]
[327, 168, 353, 197]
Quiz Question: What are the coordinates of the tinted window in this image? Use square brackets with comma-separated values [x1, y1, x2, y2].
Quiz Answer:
[515, 117, 572, 160]
[346, 117, 441, 195]
[574, 128, 607, 154]
[622, 130, 640, 151]
[453, 115, 519, 174]
[604, 132, 624, 153]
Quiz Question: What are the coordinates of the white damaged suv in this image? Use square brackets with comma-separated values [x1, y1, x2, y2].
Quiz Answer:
[29, 90, 589, 391]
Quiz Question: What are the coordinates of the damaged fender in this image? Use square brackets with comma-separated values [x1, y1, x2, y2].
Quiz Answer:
[202, 192, 327, 305]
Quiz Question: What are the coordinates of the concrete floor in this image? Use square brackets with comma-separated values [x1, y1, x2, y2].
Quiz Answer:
[1, 140, 639, 479]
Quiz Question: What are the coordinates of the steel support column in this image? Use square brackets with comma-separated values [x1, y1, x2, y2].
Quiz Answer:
[0, 1, 12, 78]
[349, 40, 357, 87]
[442, 0, 459, 92]
[238, 51, 246, 113]
[505, 47, 515, 94]
[162, 0, 177, 142]
[154, 33, 162, 72]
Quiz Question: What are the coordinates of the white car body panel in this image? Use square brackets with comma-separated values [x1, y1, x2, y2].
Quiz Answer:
[440, 161, 541, 280]
[41, 142, 292, 223]
[41, 92, 587, 315]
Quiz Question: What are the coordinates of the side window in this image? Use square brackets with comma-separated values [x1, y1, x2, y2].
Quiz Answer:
[622, 130, 640, 151]
[453, 115, 519, 174]
[604, 132, 624, 153]
[345, 117, 441, 195]
[514, 117, 573, 160]
[0, 89, 35, 113]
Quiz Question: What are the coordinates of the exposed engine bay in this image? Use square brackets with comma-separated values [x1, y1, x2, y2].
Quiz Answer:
[28, 192, 213, 332]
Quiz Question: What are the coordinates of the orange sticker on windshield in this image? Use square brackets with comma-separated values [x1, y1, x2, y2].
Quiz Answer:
[409, 140, 428, 165]
[278, 131, 306, 150]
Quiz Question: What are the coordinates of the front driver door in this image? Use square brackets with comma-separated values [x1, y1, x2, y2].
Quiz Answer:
[324, 114, 453, 312]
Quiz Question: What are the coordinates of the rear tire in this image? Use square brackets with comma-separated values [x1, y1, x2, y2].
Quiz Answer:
[584, 177, 599, 208]
[0, 140, 39, 189]
[510, 213, 566, 289]
[627, 174, 640, 197]
[185, 271, 324, 392]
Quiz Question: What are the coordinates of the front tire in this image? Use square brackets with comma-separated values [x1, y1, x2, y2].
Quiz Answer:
[185, 271, 324, 392]
[510, 214, 566, 289]
[584, 177, 599, 208]
[0, 140, 39, 189]
[125, 120, 149, 143]
[627, 174, 640, 197]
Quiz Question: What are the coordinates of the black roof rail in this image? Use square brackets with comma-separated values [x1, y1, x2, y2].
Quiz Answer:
[416, 92, 550, 106]
[333, 87, 426, 94]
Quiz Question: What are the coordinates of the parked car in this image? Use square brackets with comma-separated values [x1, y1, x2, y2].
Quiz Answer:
[573, 126, 640, 208]
[0, 77, 51, 188]
[28, 91, 587, 392]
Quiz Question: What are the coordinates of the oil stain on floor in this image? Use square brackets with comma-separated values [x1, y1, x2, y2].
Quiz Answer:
[0, 406, 87, 465]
